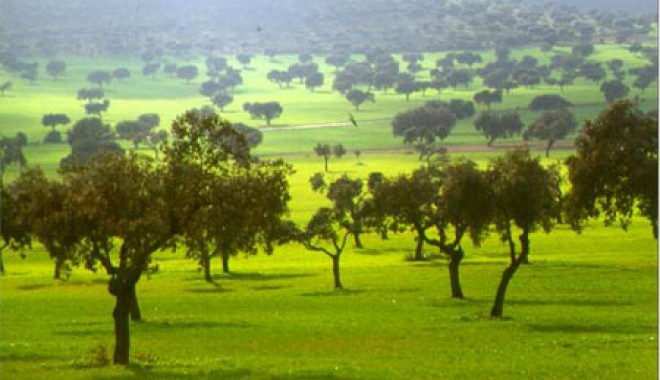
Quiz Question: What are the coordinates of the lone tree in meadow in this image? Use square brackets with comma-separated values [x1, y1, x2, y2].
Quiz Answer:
[237, 54, 252, 67]
[298, 207, 352, 289]
[524, 108, 577, 157]
[345, 89, 374, 111]
[113, 68, 131, 82]
[46, 60, 66, 80]
[142, 63, 160, 80]
[211, 93, 233, 112]
[392, 105, 456, 159]
[116, 113, 160, 149]
[176, 65, 199, 83]
[42, 113, 71, 144]
[565, 100, 658, 238]
[395, 73, 418, 101]
[600, 80, 630, 104]
[305, 71, 324, 92]
[423, 159, 493, 298]
[84, 100, 111, 119]
[87, 70, 113, 88]
[310, 173, 370, 249]
[528, 94, 573, 112]
[488, 148, 561, 318]
[314, 143, 332, 172]
[473, 111, 524, 147]
[77, 88, 105, 103]
[243, 101, 283, 126]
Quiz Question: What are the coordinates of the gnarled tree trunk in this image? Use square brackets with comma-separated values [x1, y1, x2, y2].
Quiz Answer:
[110, 280, 132, 365]
[332, 255, 343, 289]
[491, 229, 529, 318]
[129, 286, 142, 322]
[448, 248, 464, 299]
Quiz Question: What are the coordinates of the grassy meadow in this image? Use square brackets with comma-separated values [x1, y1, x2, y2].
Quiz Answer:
[0, 43, 658, 379]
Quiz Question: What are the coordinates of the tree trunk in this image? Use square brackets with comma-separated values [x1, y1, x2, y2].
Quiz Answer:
[331, 255, 343, 289]
[545, 139, 555, 157]
[487, 137, 496, 147]
[652, 218, 658, 240]
[414, 231, 424, 261]
[323, 156, 329, 172]
[0, 248, 5, 275]
[202, 253, 213, 282]
[222, 252, 230, 273]
[519, 231, 530, 264]
[448, 249, 464, 299]
[353, 231, 363, 249]
[129, 286, 142, 322]
[490, 263, 519, 318]
[112, 286, 131, 365]
[54, 258, 63, 280]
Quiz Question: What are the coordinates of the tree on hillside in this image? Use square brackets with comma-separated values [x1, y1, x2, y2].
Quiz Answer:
[473, 111, 523, 147]
[42, 113, 71, 144]
[0, 185, 31, 275]
[580, 61, 606, 83]
[211, 93, 233, 112]
[565, 100, 658, 238]
[60, 118, 122, 169]
[298, 53, 313, 63]
[314, 143, 332, 172]
[21, 68, 38, 84]
[46, 60, 66, 80]
[243, 102, 283, 126]
[305, 71, 324, 92]
[392, 105, 456, 159]
[163, 63, 178, 77]
[237, 54, 252, 67]
[325, 54, 350, 72]
[113, 68, 131, 82]
[142, 63, 160, 79]
[528, 94, 573, 111]
[77, 88, 105, 103]
[176, 65, 199, 83]
[345, 89, 374, 111]
[524, 108, 577, 157]
[488, 148, 561, 317]
[473, 89, 503, 111]
[84, 100, 111, 119]
[87, 70, 113, 88]
[267, 70, 293, 89]
[395, 73, 418, 101]
[600, 80, 629, 104]
[333, 143, 346, 160]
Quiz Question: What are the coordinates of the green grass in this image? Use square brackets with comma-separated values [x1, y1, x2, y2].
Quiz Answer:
[0, 214, 656, 379]
[0, 44, 658, 379]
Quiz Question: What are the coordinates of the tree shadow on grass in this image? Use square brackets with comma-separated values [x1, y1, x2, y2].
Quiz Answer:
[225, 272, 317, 281]
[269, 369, 356, 380]
[183, 286, 234, 294]
[0, 352, 58, 362]
[300, 289, 365, 297]
[527, 322, 654, 334]
[16, 283, 52, 291]
[141, 319, 253, 330]
[91, 366, 255, 380]
[507, 298, 634, 307]
[250, 285, 289, 291]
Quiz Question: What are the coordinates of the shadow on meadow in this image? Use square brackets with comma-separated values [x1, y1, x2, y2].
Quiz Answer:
[93, 366, 254, 380]
[300, 289, 365, 297]
[526, 322, 654, 334]
[507, 298, 634, 307]
[141, 318, 253, 330]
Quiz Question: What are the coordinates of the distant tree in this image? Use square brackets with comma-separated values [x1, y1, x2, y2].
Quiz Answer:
[488, 148, 560, 317]
[524, 108, 577, 157]
[305, 71, 324, 92]
[456, 52, 482, 67]
[288, 62, 318, 84]
[392, 105, 456, 158]
[298, 53, 313, 63]
[473, 111, 524, 147]
[237, 54, 252, 67]
[146, 130, 168, 160]
[395, 73, 418, 101]
[580, 62, 606, 83]
[84, 100, 111, 119]
[46, 60, 66, 80]
[373, 70, 398, 94]
[528, 94, 573, 111]
[565, 100, 658, 238]
[163, 63, 178, 77]
[87, 70, 112, 88]
[314, 143, 332, 172]
[142, 63, 160, 79]
[445, 69, 473, 88]
[0, 184, 31, 275]
[116, 121, 148, 149]
[21, 69, 38, 84]
[206, 56, 228, 76]
[242, 101, 283, 126]
[606, 59, 624, 74]
[267, 70, 293, 89]
[211, 93, 233, 112]
[77, 88, 105, 103]
[325, 54, 350, 72]
[333, 143, 346, 159]
[345, 89, 374, 111]
[447, 99, 475, 120]
[332, 77, 353, 94]
[42, 113, 70, 144]
[0, 82, 12, 96]
[60, 118, 122, 169]
[112, 68, 131, 82]
[633, 73, 655, 93]
[600, 80, 629, 104]
[176, 65, 199, 83]
[572, 43, 594, 57]
[473, 89, 503, 111]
